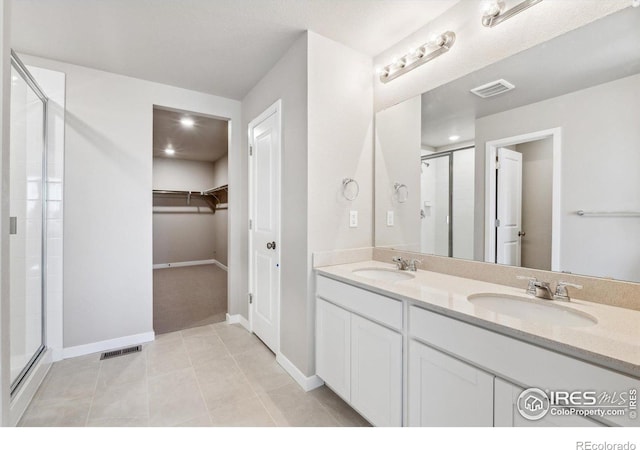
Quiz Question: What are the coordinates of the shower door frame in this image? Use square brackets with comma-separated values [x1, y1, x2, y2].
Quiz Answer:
[421, 145, 474, 257]
[8, 50, 49, 397]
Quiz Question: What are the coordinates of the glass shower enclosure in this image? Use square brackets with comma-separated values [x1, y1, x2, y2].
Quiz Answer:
[9, 51, 48, 395]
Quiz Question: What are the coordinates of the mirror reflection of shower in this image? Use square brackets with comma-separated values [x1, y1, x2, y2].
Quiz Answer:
[420, 147, 475, 259]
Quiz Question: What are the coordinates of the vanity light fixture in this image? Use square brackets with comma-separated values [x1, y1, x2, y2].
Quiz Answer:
[481, 0, 543, 28]
[164, 147, 175, 155]
[180, 117, 195, 128]
[377, 31, 456, 84]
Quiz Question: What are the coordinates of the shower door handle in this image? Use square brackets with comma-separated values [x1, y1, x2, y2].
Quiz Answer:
[9, 217, 17, 235]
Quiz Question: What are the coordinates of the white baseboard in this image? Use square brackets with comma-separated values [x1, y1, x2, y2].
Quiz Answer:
[276, 352, 324, 392]
[10, 349, 53, 426]
[225, 313, 250, 331]
[62, 331, 155, 359]
[153, 259, 216, 269]
[213, 259, 228, 271]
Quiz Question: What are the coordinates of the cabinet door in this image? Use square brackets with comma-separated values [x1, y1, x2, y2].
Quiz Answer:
[316, 298, 351, 401]
[494, 378, 605, 427]
[408, 340, 493, 426]
[351, 314, 402, 427]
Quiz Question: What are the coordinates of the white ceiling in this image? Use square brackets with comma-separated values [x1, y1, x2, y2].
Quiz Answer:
[421, 7, 640, 149]
[11, 0, 459, 100]
[153, 107, 228, 162]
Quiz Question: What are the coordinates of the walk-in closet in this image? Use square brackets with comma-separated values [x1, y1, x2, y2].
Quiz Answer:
[152, 107, 229, 334]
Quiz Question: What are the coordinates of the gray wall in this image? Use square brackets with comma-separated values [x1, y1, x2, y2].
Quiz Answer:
[212, 155, 228, 266]
[152, 158, 221, 265]
[374, 96, 421, 251]
[22, 54, 241, 348]
[241, 33, 309, 371]
[475, 73, 640, 281]
[518, 139, 553, 271]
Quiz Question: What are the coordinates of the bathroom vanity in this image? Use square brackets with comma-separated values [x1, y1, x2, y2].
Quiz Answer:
[314, 261, 640, 427]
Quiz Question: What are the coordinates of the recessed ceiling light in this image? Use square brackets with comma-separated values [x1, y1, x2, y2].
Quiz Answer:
[164, 147, 175, 155]
[449, 135, 460, 141]
[180, 117, 195, 128]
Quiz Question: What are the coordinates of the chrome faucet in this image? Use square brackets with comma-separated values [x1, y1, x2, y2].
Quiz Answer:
[517, 276, 583, 302]
[392, 256, 409, 270]
[553, 281, 583, 302]
[393, 256, 422, 271]
[533, 281, 555, 300]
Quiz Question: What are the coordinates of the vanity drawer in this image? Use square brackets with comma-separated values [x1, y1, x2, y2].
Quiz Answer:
[316, 275, 403, 331]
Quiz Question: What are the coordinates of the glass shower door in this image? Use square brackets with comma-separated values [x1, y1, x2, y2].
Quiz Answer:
[9, 54, 47, 393]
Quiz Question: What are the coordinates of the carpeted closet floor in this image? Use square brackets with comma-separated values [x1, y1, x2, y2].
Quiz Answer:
[153, 264, 227, 334]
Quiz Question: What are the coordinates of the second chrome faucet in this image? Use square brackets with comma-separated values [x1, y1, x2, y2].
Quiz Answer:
[517, 276, 582, 302]
[392, 256, 422, 272]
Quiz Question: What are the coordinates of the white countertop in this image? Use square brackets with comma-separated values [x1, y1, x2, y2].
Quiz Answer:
[316, 260, 640, 378]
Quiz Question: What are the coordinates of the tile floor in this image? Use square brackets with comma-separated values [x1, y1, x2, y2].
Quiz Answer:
[153, 265, 228, 334]
[19, 323, 370, 427]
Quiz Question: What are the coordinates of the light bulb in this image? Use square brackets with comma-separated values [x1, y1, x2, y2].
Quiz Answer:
[164, 147, 175, 155]
[482, 1, 501, 16]
[180, 117, 195, 127]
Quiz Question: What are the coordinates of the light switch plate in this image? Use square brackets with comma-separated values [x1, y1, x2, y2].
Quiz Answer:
[387, 211, 394, 226]
[349, 210, 358, 228]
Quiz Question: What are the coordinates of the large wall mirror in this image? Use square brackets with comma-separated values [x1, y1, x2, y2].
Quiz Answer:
[375, 7, 640, 283]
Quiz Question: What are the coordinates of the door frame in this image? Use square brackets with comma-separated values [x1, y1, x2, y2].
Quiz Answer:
[484, 127, 562, 270]
[247, 99, 282, 354]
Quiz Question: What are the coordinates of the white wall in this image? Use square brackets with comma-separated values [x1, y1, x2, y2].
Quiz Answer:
[307, 32, 373, 374]
[21, 55, 241, 349]
[0, 0, 12, 426]
[475, 73, 640, 281]
[374, 96, 421, 251]
[242, 33, 309, 371]
[373, 0, 628, 111]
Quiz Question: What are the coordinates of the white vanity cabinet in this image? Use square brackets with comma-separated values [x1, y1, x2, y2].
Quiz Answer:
[315, 272, 637, 427]
[408, 339, 494, 426]
[316, 276, 403, 427]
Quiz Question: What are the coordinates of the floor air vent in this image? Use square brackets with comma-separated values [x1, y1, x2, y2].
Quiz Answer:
[100, 345, 142, 360]
[470, 79, 515, 98]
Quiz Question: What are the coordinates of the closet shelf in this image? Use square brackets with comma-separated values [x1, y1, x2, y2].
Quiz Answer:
[152, 184, 228, 213]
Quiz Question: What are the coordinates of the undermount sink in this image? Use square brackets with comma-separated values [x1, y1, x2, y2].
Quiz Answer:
[467, 294, 597, 327]
[352, 268, 415, 282]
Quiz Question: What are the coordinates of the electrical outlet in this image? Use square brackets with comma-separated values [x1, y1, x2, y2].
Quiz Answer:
[387, 210, 394, 226]
[349, 210, 358, 228]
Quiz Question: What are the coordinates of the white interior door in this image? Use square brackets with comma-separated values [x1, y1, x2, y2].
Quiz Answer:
[496, 147, 523, 266]
[249, 101, 281, 353]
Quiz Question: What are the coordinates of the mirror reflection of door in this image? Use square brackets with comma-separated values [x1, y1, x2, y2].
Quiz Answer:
[494, 139, 553, 270]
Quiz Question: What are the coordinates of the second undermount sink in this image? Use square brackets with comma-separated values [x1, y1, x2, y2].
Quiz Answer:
[352, 268, 415, 282]
[468, 294, 598, 327]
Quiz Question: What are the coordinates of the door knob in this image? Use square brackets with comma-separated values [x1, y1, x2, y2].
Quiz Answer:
[518, 231, 526, 237]
[266, 241, 276, 250]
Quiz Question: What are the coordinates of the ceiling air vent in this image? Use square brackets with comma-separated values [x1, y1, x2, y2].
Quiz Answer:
[470, 79, 515, 98]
